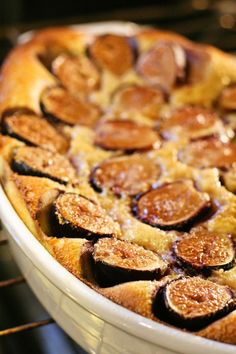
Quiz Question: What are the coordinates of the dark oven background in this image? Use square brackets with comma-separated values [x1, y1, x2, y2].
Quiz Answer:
[1, 0, 236, 63]
[0, 1, 236, 353]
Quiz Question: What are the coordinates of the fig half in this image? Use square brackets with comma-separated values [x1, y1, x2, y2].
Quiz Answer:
[2, 114, 68, 153]
[51, 192, 120, 239]
[153, 277, 236, 331]
[94, 120, 160, 152]
[93, 237, 168, 287]
[41, 86, 100, 127]
[174, 227, 235, 273]
[178, 137, 236, 169]
[90, 155, 161, 196]
[132, 180, 211, 231]
[112, 85, 165, 119]
[137, 41, 186, 91]
[52, 54, 100, 96]
[160, 106, 220, 141]
[89, 34, 135, 75]
[12, 146, 76, 184]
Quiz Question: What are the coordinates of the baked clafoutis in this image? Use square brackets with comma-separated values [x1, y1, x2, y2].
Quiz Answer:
[1, 25, 236, 345]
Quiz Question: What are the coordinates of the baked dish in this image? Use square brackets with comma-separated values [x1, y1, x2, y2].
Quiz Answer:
[0, 24, 236, 345]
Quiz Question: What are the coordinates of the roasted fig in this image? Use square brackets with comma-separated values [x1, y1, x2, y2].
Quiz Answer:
[93, 237, 168, 286]
[12, 146, 76, 184]
[41, 86, 100, 127]
[90, 155, 161, 196]
[2, 114, 68, 153]
[218, 85, 236, 110]
[112, 85, 165, 119]
[132, 180, 211, 231]
[137, 42, 186, 91]
[52, 54, 100, 96]
[89, 34, 135, 75]
[94, 120, 160, 152]
[174, 227, 235, 273]
[178, 137, 236, 169]
[160, 106, 220, 140]
[153, 277, 236, 331]
[51, 192, 120, 239]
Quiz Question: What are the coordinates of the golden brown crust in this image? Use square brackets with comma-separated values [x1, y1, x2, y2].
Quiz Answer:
[0, 41, 56, 116]
[45, 237, 94, 282]
[102, 277, 236, 344]
[0, 27, 91, 117]
[12, 174, 63, 219]
[0, 162, 64, 239]
[0, 134, 23, 162]
[197, 310, 236, 345]
[1, 26, 236, 117]
[101, 280, 164, 320]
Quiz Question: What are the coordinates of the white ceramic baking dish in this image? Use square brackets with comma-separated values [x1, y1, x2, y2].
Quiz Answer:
[0, 21, 235, 354]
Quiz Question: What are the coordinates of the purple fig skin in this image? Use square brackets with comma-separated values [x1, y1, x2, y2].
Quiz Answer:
[93, 259, 168, 288]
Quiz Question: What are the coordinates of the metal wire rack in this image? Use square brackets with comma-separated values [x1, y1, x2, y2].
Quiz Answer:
[0, 245, 53, 338]
[0, 237, 51, 334]
[0, 236, 86, 354]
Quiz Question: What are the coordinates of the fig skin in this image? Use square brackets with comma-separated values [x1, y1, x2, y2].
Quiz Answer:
[173, 228, 235, 274]
[132, 181, 211, 231]
[92, 238, 168, 287]
[50, 192, 120, 239]
[153, 277, 236, 331]
[94, 259, 165, 288]
[11, 146, 76, 185]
